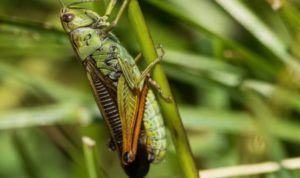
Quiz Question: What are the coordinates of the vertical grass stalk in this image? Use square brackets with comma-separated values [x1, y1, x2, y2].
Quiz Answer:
[12, 132, 39, 178]
[127, 1, 198, 177]
[82, 136, 102, 178]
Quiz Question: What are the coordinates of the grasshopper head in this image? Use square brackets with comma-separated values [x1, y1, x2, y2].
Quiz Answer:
[60, 4, 109, 33]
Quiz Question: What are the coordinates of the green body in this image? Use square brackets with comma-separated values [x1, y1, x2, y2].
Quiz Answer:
[61, 6, 166, 163]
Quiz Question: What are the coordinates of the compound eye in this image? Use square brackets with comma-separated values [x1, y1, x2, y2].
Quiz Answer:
[62, 13, 74, 22]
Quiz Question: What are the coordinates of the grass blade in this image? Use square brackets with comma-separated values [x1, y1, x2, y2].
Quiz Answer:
[128, 1, 198, 177]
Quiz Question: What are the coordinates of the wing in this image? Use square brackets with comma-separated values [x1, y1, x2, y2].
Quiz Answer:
[117, 75, 149, 164]
[84, 58, 123, 153]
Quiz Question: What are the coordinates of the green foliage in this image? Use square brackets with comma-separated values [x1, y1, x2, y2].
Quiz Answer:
[1, 0, 300, 177]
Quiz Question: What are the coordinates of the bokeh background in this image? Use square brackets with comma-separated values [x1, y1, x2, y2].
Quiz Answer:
[1, 0, 300, 177]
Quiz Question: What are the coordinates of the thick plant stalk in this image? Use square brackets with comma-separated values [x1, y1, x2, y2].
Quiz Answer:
[127, 1, 198, 178]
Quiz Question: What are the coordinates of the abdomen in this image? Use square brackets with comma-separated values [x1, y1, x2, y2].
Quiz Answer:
[143, 89, 167, 163]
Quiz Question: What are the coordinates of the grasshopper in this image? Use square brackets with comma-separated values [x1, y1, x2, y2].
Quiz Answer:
[59, 0, 171, 176]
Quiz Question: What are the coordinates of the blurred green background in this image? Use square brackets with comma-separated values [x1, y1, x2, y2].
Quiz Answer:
[1, 0, 300, 177]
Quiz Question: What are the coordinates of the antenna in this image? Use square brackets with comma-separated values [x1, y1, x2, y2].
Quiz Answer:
[58, 0, 65, 7]
[68, 0, 98, 7]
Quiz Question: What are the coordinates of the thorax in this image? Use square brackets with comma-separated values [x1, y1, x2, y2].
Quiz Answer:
[69, 27, 102, 60]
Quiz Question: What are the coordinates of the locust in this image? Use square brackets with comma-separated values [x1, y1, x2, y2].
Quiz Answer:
[59, 0, 171, 177]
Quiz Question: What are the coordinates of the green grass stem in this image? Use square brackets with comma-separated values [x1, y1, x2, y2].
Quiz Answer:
[127, 1, 198, 178]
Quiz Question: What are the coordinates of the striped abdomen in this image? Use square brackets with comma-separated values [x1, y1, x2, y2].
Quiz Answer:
[143, 89, 166, 163]
[87, 61, 123, 152]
